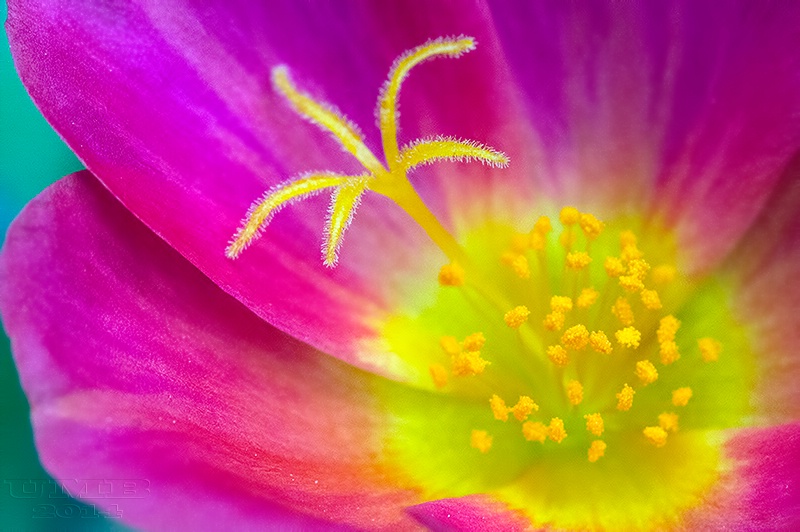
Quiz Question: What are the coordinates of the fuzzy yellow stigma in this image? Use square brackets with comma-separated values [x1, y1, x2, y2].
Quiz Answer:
[227, 36, 508, 266]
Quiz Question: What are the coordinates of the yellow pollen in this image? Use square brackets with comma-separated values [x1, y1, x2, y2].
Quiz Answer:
[643, 426, 668, 447]
[511, 233, 530, 253]
[462, 332, 486, 352]
[567, 380, 584, 405]
[615, 326, 642, 348]
[489, 394, 509, 421]
[618, 274, 645, 293]
[612, 297, 635, 326]
[543, 311, 566, 332]
[588, 440, 607, 462]
[584, 413, 604, 436]
[547, 345, 569, 367]
[439, 336, 461, 356]
[533, 215, 552, 235]
[616, 384, 635, 411]
[604, 256, 626, 277]
[658, 412, 680, 432]
[550, 296, 573, 313]
[657, 315, 681, 343]
[619, 230, 637, 248]
[621, 243, 644, 262]
[627, 258, 651, 279]
[452, 351, 490, 376]
[504, 306, 530, 329]
[576, 287, 599, 308]
[529, 232, 547, 251]
[522, 421, 548, 443]
[652, 264, 677, 284]
[511, 396, 539, 421]
[640, 289, 662, 310]
[698, 337, 722, 362]
[566, 251, 592, 270]
[589, 330, 613, 354]
[438, 262, 465, 286]
[561, 324, 590, 350]
[510, 254, 531, 279]
[635, 360, 659, 385]
[659, 341, 680, 365]
[559, 206, 581, 226]
[470, 429, 493, 453]
[672, 387, 693, 407]
[429, 364, 448, 389]
[548, 418, 568, 443]
[579, 212, 605, 240]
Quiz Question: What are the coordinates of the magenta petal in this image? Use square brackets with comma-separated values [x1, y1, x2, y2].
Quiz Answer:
[6, 0, 540, 378]
[0, 172, 417, 529]
[489, 1, 800, 271]
[407, 495, 532, 532]
[682, 423, 800, 529]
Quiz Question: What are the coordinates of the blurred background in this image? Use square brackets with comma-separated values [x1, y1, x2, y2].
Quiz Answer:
[1, 4, 125, 529]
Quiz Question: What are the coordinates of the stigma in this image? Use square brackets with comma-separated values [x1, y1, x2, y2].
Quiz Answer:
[227, 36, 508, 266]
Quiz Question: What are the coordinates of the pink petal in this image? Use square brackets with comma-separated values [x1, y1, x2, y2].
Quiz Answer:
[724, 157, 800, 422]
[682, 423, 800, 529]
[7, 0, 538, 379]
[407, 495, 533, 532]
[0, 172, 418, 529]
[489, 1, 800, 272]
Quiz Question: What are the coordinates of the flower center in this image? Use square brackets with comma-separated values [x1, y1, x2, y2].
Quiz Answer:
[419, 206, 726, 462]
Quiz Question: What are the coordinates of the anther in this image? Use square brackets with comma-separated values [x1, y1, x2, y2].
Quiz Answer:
[643, 426, 668, 447]
[489, 394, 509, 421]
[588, 440, 607, 462]
[615, 326, 642, 348]
[604, 257, 626, 277]
[439, 336, 461, 356]
[504, 306, 530, 328]
[548, 418, 568, 443]
[658, 412, 679, 432]
[640, 289, 662, 310]
[657, 315, 681, 343]
[566, 251, 592, 270]
[635, 360, 659, 385]
[429, 364, 448, 389]
[550, 296, 573, 313]
[511, 396, 539, 421]
[522, 421, 548, 443]
[562, 325, 590, 350]
[616, 384, 635, 411]
[510, 255, 531, 279]
[559, 207, 580, 226]
[547, 345, 569, 367]
[470, 429, 493, 453]
[612, 298, 635, 326]
[576, 287, 599, 308]
[579, 213, 604, 240]
[698, 337, 721, 362]
[439, 262, 466, 286]
[584, 413, 604, 436]
[567, 380, 584, 405]
[543, 311, 566, 331]
[659, 341, 680, 365]
[589, 331, 613, 354]
[462, 332, 486, 351]
[672, 387, 693, 407]
[452, 351, 490, 376]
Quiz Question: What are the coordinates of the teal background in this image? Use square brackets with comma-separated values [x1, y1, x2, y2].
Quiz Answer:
[1, 4, 124, 530]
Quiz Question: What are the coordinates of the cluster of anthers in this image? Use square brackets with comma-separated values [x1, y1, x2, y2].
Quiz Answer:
[433, 207, 722, 462]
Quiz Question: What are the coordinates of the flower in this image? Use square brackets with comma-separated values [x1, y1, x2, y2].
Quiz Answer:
[2, 0, 800, 530]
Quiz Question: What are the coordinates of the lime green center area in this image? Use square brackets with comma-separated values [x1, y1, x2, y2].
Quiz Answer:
[376, 212, 755, 529]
